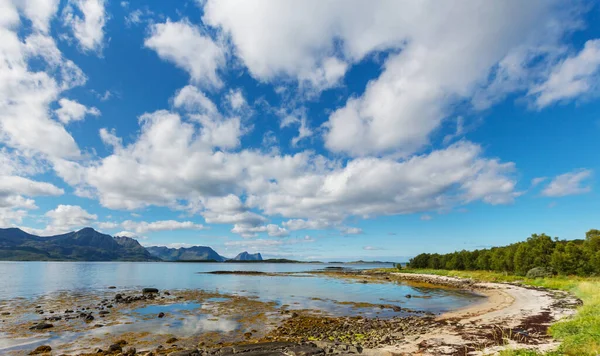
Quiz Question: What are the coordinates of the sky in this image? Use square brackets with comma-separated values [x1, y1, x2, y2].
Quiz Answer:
[1, 0, 600, 261]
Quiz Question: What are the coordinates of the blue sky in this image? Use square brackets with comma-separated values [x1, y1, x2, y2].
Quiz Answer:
[1, 0, 600, 261]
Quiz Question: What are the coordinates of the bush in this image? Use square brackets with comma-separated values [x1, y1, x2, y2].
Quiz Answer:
[526, 267, 554, 279]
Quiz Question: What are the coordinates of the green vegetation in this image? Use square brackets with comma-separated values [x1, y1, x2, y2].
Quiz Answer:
[398, 268, 600, 355]
[407, 230, 600, 276]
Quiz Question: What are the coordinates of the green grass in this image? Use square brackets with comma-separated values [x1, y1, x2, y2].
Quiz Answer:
[397, 269, 600, 356]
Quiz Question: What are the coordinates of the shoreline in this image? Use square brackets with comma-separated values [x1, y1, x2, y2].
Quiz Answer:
[0, 270, 582, 356]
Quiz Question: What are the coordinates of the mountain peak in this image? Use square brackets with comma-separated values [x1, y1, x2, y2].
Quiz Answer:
[232, 251, 263, 261]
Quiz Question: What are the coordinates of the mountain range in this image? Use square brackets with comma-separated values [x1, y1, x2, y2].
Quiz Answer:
[0, 227, 262, 262]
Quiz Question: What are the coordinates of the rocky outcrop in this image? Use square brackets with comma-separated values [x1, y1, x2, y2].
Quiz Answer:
[231, 251, 263, 261]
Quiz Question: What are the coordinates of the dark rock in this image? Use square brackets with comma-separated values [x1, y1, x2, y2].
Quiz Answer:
[99, 311, 110, 315]
[286, 345, 324, 356]
[158, 312, 165, 318]
[94, 324, 104, 328]
[64, 309, 73, 313]
[405, 294, 412, 298]
[29, 323, 53, 330]
[164, 291, 171, 295]
[85, 314, 95, 322]
[1, 312, 10, 315]
[143, 288, 159, 294]
[168, 350, 201, 356]
[391, 305, 401, 312]
[28, 345, 52, 355]
[108, 286, 116, 289]
[108, 344, 122, 353]
[166, 337, 178, 344]
[244, 332, 253, 338]
[115, 294, 123, 301]
[231, 342, 296, 354]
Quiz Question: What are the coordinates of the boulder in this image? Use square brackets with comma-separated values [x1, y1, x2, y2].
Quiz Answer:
[108, 344, 122, 353]
[143, 288, 159, 294]
[28, 345, 52, 355]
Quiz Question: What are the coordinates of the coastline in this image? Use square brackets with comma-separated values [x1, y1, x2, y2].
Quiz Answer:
[0, 269, 582, 356]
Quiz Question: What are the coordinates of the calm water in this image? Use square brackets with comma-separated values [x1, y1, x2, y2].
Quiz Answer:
[0, 262, 480, 314]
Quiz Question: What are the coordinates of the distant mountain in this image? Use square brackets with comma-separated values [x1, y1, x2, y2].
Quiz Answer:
[231, 251, 263, 261]
[146, 245, 226, 262]
[0, 227, 160, 261]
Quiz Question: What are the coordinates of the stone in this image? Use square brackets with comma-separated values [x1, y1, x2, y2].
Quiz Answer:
[166, 337, 178, 344]
[143, 288, 159, 294]
[108, 286, 117, 289]
[123, 347, 137, 355]
[29, 323, 53, 330]
[405, 294, 412, 298]
[28, 345, 52, 355]
[1, 312, 10, 316]
[158, 312, 165, 318]
[108, 344, 122, 353]
[85, 314, 95, 322]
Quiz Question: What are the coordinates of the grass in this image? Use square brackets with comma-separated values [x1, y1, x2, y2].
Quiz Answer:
[396, 268, 600, 355]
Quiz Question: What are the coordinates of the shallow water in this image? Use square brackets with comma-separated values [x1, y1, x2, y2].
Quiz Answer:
[0, 262, 483, 354]
[0, 262, 479, 314]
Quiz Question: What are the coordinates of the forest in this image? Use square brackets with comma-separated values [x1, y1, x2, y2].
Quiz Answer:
[407, 229, 600, 276]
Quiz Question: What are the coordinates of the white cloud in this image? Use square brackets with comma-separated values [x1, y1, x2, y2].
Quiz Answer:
[55, 98, 100, 124]
[531, 177, 547, 187]
[341, 227, 363, 235]
[363, 246, 383, 251]
[56, 107, 518, 235]
[173, 85, 218, 115]
[145, 19, 226, 88]
[541, 169, 593, 197]
[204, 1, 576, 156]
[0, 29, 84, 158]
[420, 214, 432, 221]
[0, 208, 28, 227]
[62, 0, 107, 53]
[121, 220, 205, 234]
[225, 89, 246, 111]
[115, 230, 138, 238]
[16, 0, 60, 33]
[530, 39, 600, 108]
[23, 204, 97, 236]
[283, 219, 332, 231]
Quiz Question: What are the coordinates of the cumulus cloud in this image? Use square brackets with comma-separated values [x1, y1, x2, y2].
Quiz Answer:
[530, 39, 600, 108]
[23, 205, 97, 236]
[145, 20, 226, 88]
[541, 169, 593, 197]
[204, 0, 577, 156]
[62, 0, 107, 53]
[55, 98, 100, 124]
[121, 220, 205, 234]
[54, 105, 519, 237]
[16, 0, 60, 33]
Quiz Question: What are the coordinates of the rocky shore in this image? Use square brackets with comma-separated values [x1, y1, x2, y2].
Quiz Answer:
[0, 271, 583, 356]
